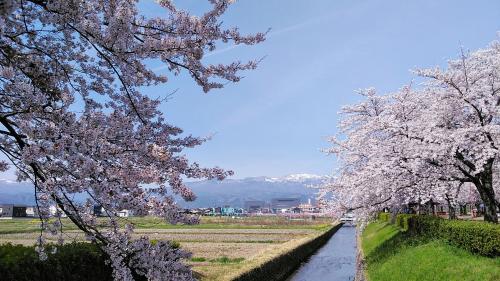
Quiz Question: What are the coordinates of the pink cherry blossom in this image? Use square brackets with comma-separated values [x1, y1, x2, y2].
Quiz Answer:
[0, 1, 265, 280]
[324, 41, 500, 223]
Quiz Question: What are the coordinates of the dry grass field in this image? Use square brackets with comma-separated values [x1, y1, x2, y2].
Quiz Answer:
[0, 216, 334, 281]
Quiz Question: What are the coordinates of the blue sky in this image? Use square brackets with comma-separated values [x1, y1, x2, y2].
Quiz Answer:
[2, 0, 500, 181]
[138, 0, 500, 179]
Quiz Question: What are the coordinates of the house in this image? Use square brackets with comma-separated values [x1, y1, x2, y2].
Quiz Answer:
[0, 204, 38, 218]
[25, 206, 37, 217]
[210, 207, 222, 216]
[49, 205, 67, 217]
[117, 209, 130, 217]
[93, 205, 131, 217]
[221, 207, 245, 216]
[297, 203, 315, 213]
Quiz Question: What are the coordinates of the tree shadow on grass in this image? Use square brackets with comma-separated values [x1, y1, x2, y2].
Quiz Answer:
[365, 231, 431, 265]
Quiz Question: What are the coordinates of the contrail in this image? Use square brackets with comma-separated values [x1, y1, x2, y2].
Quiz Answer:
[152, 16, 328, 72]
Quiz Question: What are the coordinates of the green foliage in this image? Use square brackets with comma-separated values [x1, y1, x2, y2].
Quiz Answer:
[169, 240, 181, 249]
[0, 242, 113, 281]
[377, 213, 500, 257]
[378, 212, 390, 222]
[395, 214, 413, 231]
[190, 257, 207, 262]
[362, 221, 500, 281]
[209, 256, 245, 264]
[407, 215, 500, 257]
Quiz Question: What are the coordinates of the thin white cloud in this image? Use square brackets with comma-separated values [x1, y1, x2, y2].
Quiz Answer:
[152, 16, 329, 72]
[205, 16, 327, 57]
[204, 44, 239, 57]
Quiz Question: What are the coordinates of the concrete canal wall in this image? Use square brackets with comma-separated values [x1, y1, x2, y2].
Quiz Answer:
[230, 223, 343, 281]
[287, 226, 357, 281]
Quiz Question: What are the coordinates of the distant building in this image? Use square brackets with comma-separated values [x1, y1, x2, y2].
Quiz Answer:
[220, 207, 244, 216]
[93, 205, 105, 217]
[117, 209, 130, 217]
[92, 205, 130, 217]
[26, 206, 37, 217]
[297, 203, 315, 213]
[206, 207, 222, 216]
[244, 200, 265, 213]
[186, 208, 212, 216]
[0, 204, 38, 218]
[49, 205, 67, 217]
[271, 198, 300, 213]
[221, 207, 235, 216]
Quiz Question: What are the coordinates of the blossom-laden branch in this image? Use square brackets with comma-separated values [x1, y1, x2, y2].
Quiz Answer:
[0, 0, 265, 280]
[323, 40, 500, 223]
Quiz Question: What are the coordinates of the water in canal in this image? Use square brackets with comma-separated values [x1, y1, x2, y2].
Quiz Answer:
[287, 225, 357, 281]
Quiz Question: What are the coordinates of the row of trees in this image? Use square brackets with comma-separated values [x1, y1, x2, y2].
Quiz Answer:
[323, 41, 500, 223]
[0, 0, 265, 280]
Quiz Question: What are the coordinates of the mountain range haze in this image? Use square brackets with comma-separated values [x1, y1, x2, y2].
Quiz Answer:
[0, 174, 329, 208]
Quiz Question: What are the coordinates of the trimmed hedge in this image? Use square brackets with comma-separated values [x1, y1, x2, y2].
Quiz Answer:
[395, 214, 413, 231]
[0, 242, 113, 281]
[378, 212, 390, 222]
[380, 214, 500, 257]
[231, 223, 343, 281]
[407, 215, 500, 257]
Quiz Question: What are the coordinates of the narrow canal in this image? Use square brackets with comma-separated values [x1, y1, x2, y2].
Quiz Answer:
[287, 225, 357, 281]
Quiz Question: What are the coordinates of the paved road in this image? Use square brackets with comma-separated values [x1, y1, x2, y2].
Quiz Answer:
[287, 225, 357, 281]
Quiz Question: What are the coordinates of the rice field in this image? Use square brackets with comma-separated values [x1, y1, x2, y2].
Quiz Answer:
[0, 216, 334, 281]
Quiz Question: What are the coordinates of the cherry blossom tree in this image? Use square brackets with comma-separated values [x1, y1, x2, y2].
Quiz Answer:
[324, 40, 500, 223]
[0, 0, 265, 280]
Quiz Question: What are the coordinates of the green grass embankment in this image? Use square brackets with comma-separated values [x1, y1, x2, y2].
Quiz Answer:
[0, 216, 331, 235]
[361, 221, 500, 281]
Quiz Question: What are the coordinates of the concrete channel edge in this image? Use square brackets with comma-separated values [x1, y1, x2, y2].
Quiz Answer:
[229, 223, 344, 281]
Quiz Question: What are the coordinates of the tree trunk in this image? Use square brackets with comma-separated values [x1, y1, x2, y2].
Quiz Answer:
[445, 194, 457, 220]
[390, 206, 399, 224]
[474, 160, 499, 223]
[459, 204, 466, 216]
[476, 182, 498, 223]
[430, 200, 436, 216]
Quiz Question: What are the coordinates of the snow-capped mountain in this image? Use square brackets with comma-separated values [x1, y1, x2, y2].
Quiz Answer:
[264, 173, 330, 183]
[181, 174, 330, 208]
[0, 174, 331, 208]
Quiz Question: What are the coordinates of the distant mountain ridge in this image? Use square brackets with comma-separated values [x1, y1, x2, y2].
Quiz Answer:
[0, 174, 330, 208]
[182, 174, 329, 208]
[0, 180, 36, 205]
[264, 173, 328, 183]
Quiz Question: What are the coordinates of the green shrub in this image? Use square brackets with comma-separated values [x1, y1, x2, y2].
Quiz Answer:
[377, 213, 500, 257]
[421, 216, 498, 257]
[169, 240, 181, 249]
[408, 216, 500, 257]
[378, 212, 390, 222]
[210, 256, 245, 264]
[440, 219, 500, 256]
[190, 257, 207, 262]
[0, 242, 113, 281]
[395, 214, 414, 231]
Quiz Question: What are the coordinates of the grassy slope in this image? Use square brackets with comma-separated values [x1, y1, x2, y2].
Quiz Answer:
[0, 217, 332, 234]
[362, 221, 500, 281]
